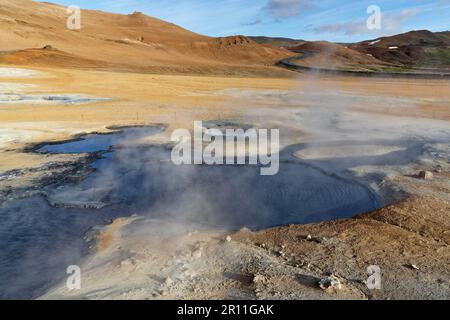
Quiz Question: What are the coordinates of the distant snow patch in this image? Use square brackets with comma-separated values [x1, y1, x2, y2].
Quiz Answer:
[369, 40, 381, 46]
[388, 46, 399, 50]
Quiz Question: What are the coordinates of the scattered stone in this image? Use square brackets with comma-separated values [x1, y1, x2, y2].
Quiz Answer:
[120, 258, 135, 268]
[253, 274, 268, 285]
[418, 171, 434, 180]
[319, 275, 342, 292]
[160, 290, 168, 296]
[192, 248, 202, 259]
[165, 277, 174, 286]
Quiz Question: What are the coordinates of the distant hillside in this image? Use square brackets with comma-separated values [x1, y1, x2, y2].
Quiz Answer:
[350, 30, 450, 68]
[0, 0, 294, 76]
[249, 36, 306, 48]
[284, 41, 388, 72]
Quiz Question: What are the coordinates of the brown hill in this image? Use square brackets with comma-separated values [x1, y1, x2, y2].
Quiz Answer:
[286, 41, 387, 71]
[350, 30, 450, 68]
[0, 0, 293, 75]
[249, 36, 306, 48]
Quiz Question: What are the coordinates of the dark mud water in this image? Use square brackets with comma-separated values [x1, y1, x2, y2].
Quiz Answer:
[36, 126, 157, 154]
[0, 125, 380, 299]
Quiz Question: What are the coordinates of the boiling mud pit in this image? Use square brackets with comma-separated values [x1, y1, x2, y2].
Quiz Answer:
[0, 124, 381, 299]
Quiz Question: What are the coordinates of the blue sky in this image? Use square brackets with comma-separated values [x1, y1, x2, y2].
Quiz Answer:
[44, 0, 449, 42]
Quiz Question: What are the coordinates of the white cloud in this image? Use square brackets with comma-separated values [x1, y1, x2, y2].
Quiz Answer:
[313, 7, 424, 36]
[264, 0, 314, 19]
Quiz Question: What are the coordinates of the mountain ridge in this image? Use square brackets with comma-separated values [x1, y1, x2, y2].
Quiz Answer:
[0, 0, 294, 76]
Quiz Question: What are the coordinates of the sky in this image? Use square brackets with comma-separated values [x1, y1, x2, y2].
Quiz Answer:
[44, 0, 450, 42]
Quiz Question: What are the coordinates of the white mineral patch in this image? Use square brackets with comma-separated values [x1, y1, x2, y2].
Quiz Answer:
[0, 93, 111, 105]
[0, 83, 36, 93]
[0, 68, 42, 78]
[0, 128, 43, 149]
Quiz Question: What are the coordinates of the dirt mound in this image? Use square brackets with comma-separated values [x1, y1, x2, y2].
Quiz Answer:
[0, 0, 292, 75]
[249, 36, 306, 48]
[215, 35, 253, 46]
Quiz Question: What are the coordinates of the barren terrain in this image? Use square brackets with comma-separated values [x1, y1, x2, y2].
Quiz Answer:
[0, 64, 448, 299]
[0, 0, 449, 301]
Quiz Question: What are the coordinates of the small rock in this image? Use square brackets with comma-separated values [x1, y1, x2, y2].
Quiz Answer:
[418, 171, 433, 180]
[120, 259, 135, 267]
[192, 248, 202, 258]
[225, 236, 232, 243]
[165, 277, 174, 286]
[160, 290, 168, 296]
[319, 275, 342, 292]
[306, 234, 312, 241]
[253, 274, 268, 285]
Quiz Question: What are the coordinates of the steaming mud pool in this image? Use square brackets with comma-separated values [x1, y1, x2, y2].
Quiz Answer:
[0, 125, 380, 299]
